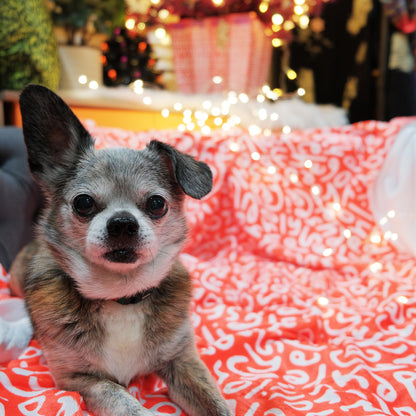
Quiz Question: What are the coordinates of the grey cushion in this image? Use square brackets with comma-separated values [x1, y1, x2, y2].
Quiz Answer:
[0, 127, 43, 271]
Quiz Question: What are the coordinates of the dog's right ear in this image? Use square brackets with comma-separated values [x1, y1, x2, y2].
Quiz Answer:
[19, 84, 94, 184]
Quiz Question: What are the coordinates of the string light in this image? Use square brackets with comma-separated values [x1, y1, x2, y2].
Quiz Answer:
[317, 296, 329, 306]
[397, 295, 409, 304]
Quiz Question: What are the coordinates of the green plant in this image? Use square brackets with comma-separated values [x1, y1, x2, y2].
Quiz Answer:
[49, 0, 126, 45]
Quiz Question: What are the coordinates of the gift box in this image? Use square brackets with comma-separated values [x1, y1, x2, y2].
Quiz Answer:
[167, 12, 272, 95]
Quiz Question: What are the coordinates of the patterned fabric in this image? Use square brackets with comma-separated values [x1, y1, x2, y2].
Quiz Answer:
[0, 0, 60, 91]
[1, 116, 416, 415]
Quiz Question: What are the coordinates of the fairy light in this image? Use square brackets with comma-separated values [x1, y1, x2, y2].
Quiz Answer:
[270, 112, 279, 121]
[78, 75, 88, 85]
[89, 80, 99, 90]
[211, 107, 221, 117]
[397, 295, 409, 305]
[289, 173, 299, 183]
[249, 125, 262, 136]
[161, 108, 169, 118]
[379, 217, 388, 226]
[201, 125, 211, 135]
[212, 0, 224, 5]
[212, 76, 223, 84]
[257, 94, 266, 103]
[214, 117, 223, 126]
[343, 229, 352, 239]
[239, 93, 249, 103]
[322, 248, 333, 257]
[282, 125, 291, 134]
[287, 69, 297, 80]
[154, 27, 167, 39]
[272, 13, 284, 25]
[370, 233, 382, 244]
[267, 165, 277, 174]
[387, 210, 396, 219]
[125, 18, 135, 30]
[230, 142, 240, 152]
[297, 88, 306, 96]
[251, 152, 261, 161]
[369, 262, 383, 273]
[304, 160, 313, 168]
[311, 185, 320, 196]
[272, 38, 283, 48]
[332, 202, 341, 212]
[173, 102, 183, 111]
[259, 1, 269, 13]
[143, 96, 152, 105]
[158, 9, 170, 19]
[317, 296, 329, 306]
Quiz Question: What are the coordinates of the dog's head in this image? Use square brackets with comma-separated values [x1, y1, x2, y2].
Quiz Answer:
[19, 85, 212, 299]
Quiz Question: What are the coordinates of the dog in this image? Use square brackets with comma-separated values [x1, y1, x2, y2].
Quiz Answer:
[10, 84, 232, 416]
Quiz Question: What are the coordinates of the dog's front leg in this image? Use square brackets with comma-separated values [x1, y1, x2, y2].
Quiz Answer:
[62, 374, 153, 416]
[157, 352, 232, 416]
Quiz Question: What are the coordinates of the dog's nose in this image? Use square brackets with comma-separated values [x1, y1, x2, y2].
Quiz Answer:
[107, 213, 139, 239]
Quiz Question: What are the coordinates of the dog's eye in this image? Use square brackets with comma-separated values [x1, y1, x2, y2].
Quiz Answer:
[73, 194, 96, 217]
[146, 195, 168, 219]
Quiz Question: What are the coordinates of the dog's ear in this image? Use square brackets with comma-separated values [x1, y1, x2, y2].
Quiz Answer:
[147, 140, 213, 199]
[19, 84, 94, 183]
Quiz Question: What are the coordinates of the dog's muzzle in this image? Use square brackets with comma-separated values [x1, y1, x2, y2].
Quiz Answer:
[105, 212, 139, 263]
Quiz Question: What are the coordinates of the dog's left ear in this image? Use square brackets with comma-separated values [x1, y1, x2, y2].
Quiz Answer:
[147, 140, 213, 199]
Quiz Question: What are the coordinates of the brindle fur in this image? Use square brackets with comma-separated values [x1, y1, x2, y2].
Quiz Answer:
[11, 85, 232, 416]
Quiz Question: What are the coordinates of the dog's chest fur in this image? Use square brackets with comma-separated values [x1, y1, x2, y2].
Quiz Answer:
[100, 302, 151, 385]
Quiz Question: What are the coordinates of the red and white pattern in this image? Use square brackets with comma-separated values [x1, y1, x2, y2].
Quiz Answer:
[1, 117, 416, 415]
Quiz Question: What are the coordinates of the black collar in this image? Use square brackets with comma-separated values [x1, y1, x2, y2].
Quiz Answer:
[114, 287, 155, 305]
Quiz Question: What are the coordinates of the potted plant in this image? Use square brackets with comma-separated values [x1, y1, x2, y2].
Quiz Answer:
[47, 0, 126, 89]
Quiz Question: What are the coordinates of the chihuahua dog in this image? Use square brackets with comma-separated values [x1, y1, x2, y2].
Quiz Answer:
[10, 85, 231, 416]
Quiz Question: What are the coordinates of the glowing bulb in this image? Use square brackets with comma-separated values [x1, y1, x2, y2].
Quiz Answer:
[272, 38, 283, 48]
[201, 125, 211, 135]
[304, 160, 313, 168]
[294, 5, 304, 15]
[214, 117, 223, 126]
[270, 112, 279, 121]
[267, 166, 277, 174]
[173, 102, 183, 111]
[343, 229, 352, 239]
[370, 234, 381, 244]
[229, 142, 240, 152]
[212, 0, 224, 5]
[155, 27, 167, 39]
[289, 173, 299, 183]
[322, 248, 333, 257]
[387, 210, 396, 218]
[297, 88, 306, 96]
[143, 96, 152, 105]
[332, 202, 341, 212]
[239, 93, 249, 103]
[259, 1, 269, 13]
[161, 108, 169, 118]
[212, 75, 223, 84]
[311, 185, 320, 196]
[125, 18, 135, 30]
[397, 295, 409, 304]
[78, 75, 88, 84]
[257, 94, 266, 103]
[369, 262, 383, 273]
[258, 108, 268, 120]
[202, 100, 212, 110]
[251, 152, 261, 161]
[287, 69, 297, 80]
[211, 107, 221, 117]
[272, 13, 284, 25]
[89, 80, 99, 90]
[282, 125, 291, 134]
[249, 125, 262, 136]
[299, 15, 310, 29]
[158, 9, 170, 19]
[379, 217, 388, 226]
[317, 296, 329, 306]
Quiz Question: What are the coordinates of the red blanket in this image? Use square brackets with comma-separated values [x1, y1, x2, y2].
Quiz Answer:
[1, 117, 416, 415]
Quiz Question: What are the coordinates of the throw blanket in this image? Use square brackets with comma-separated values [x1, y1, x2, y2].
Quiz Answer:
[1, 116, 416, 415]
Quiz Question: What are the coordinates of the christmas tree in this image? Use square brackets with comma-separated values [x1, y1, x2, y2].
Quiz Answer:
[102, 27, 162, 87]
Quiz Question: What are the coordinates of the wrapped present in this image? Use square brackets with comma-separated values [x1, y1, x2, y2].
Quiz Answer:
[167, 12, 272, 95]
